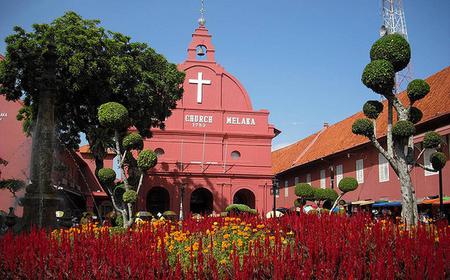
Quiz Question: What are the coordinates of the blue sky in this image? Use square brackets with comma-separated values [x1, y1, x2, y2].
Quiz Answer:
[1, 1, 449, 150]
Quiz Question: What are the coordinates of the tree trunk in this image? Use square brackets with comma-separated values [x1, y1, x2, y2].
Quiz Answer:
[398, 165, 419, 226]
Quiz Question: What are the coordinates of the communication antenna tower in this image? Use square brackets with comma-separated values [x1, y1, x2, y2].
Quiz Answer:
[380, 0, 413, 93]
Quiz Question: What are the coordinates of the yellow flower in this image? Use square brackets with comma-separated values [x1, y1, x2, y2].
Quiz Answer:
[223, 234, 230, 239]
[256, 224, 265, 229]
[220, 259, 227, 265]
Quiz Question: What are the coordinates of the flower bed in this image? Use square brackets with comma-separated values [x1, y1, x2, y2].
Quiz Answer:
[1, 214, 449, 279]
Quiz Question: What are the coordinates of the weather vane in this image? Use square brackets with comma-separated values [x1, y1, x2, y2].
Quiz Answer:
[198, 0, 206, 26]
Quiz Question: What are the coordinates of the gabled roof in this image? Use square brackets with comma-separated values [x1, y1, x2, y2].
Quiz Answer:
[272, 66, 450, 174]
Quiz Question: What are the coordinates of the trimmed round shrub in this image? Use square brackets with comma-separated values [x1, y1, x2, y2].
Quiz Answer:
[137, 149, 157, 170]
[361, 60, 395, 94]
[370, 34, 411, 72]
[115, 215, 124, 227]
[407, 79, 430, 102]
[352, 118, 374, 137]
[122, 133, 143, 150]
[338, 177, 359, 193]
[392, 120, 415, 138]
[430, 152, 447, 171]
[98, 102, 129, 129]
[225, 204, 255, 214]
[314, 188, 338, 202]
[363, 100, 383, 119]
[163, 210, 177, 217]
[408, 107, 423, 124]
[294, 183, 314, 199]
[423, 131, 442, 149]
[294, 198, 305, 208]
[122, 190, 138, 203]
[97, 168, 116, 187]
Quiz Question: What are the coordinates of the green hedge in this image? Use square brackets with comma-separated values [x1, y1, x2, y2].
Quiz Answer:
[363, 100, 383, 119]
[122, 133, 143, 150]
[352, 118, 374, 137]
[392, 120, 415, 138]
[370, 34, 411, 72]
[338, 177, 358, 193]
[97, 168, 116, 187]
[423, 131, 442, 149]
[407, 79, 430, 102]
[408, 107, 423, 124]
[294, 183, 314, 199]
[98, 102, 129, 129]
[430, 152, 447, 171]
[361, 60, 395, 94]
[123, 190, 138, 203]
[137, 149, 157, 170]
[225, 204, 256, 214]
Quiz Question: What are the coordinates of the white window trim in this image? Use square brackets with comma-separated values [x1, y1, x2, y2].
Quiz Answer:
[306, 173, 311, 185]
[378, 153, 389, 182]
[335, 164, 343, 186]
[320, 169, 326, 189]
[356, 159, 364, 184]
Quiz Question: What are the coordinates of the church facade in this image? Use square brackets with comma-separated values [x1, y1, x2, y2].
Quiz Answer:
[80, 23, 279, 216]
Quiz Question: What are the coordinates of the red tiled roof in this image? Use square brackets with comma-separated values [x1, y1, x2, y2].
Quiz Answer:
[272, 66, 450, 174]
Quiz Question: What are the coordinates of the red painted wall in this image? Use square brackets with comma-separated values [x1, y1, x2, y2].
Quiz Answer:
[276, 128, 450, 208]
[0, 97, 31, 215]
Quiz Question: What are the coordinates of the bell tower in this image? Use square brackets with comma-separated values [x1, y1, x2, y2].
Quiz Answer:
[186, 1, 215, 62]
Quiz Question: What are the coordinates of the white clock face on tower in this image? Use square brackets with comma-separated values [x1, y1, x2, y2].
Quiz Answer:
[188, 72, 211, 103]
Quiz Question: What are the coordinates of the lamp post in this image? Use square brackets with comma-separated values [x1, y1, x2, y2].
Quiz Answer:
[179, 184, 186, 221]
[439, 170, 443, 216]
[272, 178, 279, 216]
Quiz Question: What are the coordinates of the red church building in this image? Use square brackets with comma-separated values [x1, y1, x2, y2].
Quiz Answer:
[272, 66, 450, 208]
[79, 22, 279, 216]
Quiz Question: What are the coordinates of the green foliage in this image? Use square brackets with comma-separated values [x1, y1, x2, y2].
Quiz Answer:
[294, 198, 305, 208]
[430, 152, 447, 171]
[163, 210, 177, 217]
[16, 106, 33, 136]
[352, 118, 374, 137]
[408, 107, 423, 124]
[423, 131, 443, 149]
[361, 60, 395, 94]
[363, 100, 384, 119]
[370, 34, 411, 72]
[137, 149, 157, 171]
[225, 204, 256, 214]
[122, 190, 138, 203]
[0, 179, 25, 196]
[0, 11, 184, 152]
[97, 168, 116, 187]
[392, 120, 415, 138]
[407, 79, 430, 102]
[115, 215, 124, 227]
[122, 133, 143, 150]
[338, 177, 358, 193]
[313, 188, 338, 202]
[98, 102, 129, 129]
[294, 183, 315, 199]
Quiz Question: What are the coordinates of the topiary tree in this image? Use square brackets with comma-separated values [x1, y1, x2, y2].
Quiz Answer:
[294, 183, 315, 210]
[355, 33, 447, 226]
[329, 177, 359, 214]
[312, 188, 338, 209]
[97, 102, 158, 228]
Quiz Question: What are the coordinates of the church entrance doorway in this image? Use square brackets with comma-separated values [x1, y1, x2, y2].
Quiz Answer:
[233, 189, 255, 209]
[147, 187, 170, 216]
[190, 188, 213, 214]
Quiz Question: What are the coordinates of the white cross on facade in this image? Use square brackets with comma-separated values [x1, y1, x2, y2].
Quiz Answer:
[189, 72, 211, 103]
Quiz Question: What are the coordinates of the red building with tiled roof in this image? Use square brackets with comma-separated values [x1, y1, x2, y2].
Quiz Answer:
[272, 66, 450, 207]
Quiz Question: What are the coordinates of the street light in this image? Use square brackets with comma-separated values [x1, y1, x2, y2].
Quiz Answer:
[272, 178, 279, 216]
[179, 184, 186, 221]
